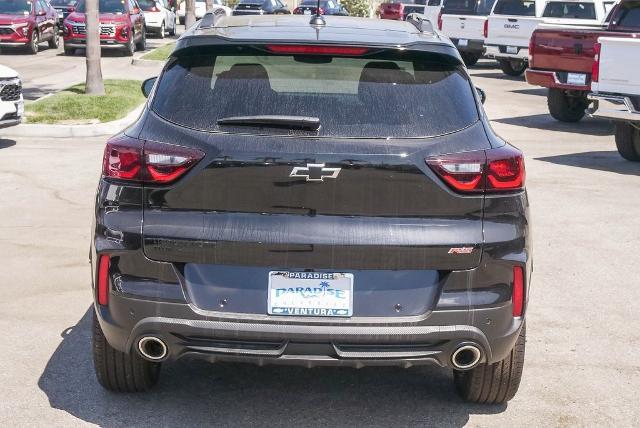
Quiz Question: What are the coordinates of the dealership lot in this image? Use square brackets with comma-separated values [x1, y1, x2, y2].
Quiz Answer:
[0, 60, 639, 426]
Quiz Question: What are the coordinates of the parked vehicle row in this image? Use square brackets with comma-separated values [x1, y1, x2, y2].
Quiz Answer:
[0, 0, 59, 54]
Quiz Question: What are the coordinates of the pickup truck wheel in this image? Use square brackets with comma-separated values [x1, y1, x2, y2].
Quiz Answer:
[498, 59, 526, 77]
[615, 122, 640, 162]
[92, 310, 161, 392]
[547, 89, 587, 122]
[27, 31, 39, 54]
[462, 53, 479, 67]
[453, 323, 526, 404]
[48, 31, 59, 49]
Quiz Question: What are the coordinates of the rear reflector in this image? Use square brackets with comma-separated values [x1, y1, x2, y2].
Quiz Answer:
[102, 135, 204, 184]
[437, 11, 443, 30]
[426, 145, 525, 193]
[512, 266, 524, 317]
[591, 42, 601, 83]
[483, 19, 488, 38]
[97, 255, 110, 306]
[265, 45, 370, 56]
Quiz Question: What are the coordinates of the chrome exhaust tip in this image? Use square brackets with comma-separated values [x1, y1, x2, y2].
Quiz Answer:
[451, 344, 482, 370]
[137, 336, 168, 361]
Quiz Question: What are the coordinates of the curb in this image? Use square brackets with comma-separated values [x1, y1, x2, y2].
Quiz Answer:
[131, 58, 165, 67]
[4, 105, 145, 138]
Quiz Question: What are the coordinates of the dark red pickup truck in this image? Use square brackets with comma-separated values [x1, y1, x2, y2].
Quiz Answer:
[526, 0, 640, 122]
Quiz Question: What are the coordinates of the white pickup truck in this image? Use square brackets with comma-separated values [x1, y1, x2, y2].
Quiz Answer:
[438, 0, 497, 65]
[0, 65, 23, 130]
[485, 0, 617, 76]
[589, 35, 640, 161]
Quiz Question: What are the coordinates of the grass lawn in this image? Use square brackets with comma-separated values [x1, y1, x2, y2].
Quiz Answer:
[141, 42, 175, 61]
[25, 79, 145, 124]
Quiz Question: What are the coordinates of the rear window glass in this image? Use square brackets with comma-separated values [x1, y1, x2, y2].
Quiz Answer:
[493, 0, 536, 16]
[151, 49, 479, 139]
[612, 1, 640, 27]
[542, 1, 596, 19]
[138, 0, 156, 10]
[50, 0, 76, 6]
[443, 0, 496, 15]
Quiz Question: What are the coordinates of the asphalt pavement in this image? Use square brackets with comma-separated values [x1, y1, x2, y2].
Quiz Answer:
[0, 60, 639, 427]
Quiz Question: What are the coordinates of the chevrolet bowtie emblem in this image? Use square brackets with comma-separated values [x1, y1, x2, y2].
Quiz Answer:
[290, 163, 341, 182]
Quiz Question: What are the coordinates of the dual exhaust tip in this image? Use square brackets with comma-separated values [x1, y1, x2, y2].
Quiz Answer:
[138, 336, 168, 361]
[451, 344, 482, 370]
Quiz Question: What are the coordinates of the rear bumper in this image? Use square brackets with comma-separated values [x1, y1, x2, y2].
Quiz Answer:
[485, 44, 528, 60]
[96, 293, 525, 368]
[587, 93, 640, 122]
[525, 69, 590, 91]
[450, 38, 484, 55]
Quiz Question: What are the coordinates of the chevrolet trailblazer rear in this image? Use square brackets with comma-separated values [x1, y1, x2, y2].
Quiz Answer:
[90, 15, 531, 404]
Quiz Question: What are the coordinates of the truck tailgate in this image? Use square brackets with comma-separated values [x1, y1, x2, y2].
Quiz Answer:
[529, 28, 607, 73]
[441, 14, 486, 40]
[595, 36, 640, 96]
[486, 16, 542, 47]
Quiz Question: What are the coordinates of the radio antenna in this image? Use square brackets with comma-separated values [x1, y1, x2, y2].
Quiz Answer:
[309, 0, 325, 25]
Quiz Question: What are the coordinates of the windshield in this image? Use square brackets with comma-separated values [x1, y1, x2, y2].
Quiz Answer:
[493, 0, 536, 15]
[76, 0, 127, 13]
[612, 0, 640, 27]
[0, 0, 32, 14]
[50, 0, 76, 6]
[151, 48, 478, 138]
[443, 0, 496, 15]
[542, 2, 596, 18]
[138, 0, 157, 10]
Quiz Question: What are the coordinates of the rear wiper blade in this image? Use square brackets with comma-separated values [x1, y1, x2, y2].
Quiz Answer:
[217, 115, 321, 131]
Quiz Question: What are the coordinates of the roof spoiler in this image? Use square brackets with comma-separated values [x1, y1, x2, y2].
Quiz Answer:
[406, 13, 435, 33]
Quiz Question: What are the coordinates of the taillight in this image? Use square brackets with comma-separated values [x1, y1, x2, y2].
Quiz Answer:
[425, 145, 525, 193]
[102, 135, 204, 184]
[483, 19, 488, 38]
[528, 32, 536, 65]
[318, 7, 325, 14]
[437, 11, 443, 30]
[68, 6, 75, 11]
[97, 255, 110, 306]
[265, 44, 370, 55]
[293, 7, 301, 13]
[592, 42, 601, 83]
[512, 266, 524, 317]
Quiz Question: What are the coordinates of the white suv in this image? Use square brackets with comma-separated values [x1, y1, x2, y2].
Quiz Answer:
[0, 65, 23, 129]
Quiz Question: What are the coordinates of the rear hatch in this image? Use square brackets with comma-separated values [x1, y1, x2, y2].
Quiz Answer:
[139, 46, 489, 318]
[486, 0, 542, 48]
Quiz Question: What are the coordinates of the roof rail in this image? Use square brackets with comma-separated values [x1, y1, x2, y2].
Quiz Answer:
[406, 13, 435, 33]
[197, 9, 226, 29]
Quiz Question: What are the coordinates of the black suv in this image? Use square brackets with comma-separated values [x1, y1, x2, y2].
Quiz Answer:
[92, 14, 531, 404]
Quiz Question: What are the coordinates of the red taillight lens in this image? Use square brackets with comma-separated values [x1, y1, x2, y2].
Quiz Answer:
[97, 255, 110, 306]
[512, 266, 524, 317]
[437, 11, 443, 30]
[528, 32, 536, 65]
[265, 44, 370, 56]
[426, 145, 525, 193]
[293, 7, 301, 13]
[483, 19, 488, 38]
[318, 7, 325, 14]
[591, 42, 601, 83]
[102, 136, 204, 184]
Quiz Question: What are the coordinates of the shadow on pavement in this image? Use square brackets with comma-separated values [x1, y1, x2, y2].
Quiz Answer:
[0, 139, 16, 149]
[470, 72, 525, 82]
[39, 308, 507, 427]
[510, 88, 548, 97]
[493, 114, 614, 136]
[536, 150, 640, 176]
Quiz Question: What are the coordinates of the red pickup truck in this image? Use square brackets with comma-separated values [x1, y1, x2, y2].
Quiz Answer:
[526, 0, 640, 122]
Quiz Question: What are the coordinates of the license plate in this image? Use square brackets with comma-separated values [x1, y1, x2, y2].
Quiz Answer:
[567, 73, 587, 86]
[506, 46, 518, 54]
[458, 39, 468, 47]
[304, 9, 311, 14]
[268, 271, 353, 317]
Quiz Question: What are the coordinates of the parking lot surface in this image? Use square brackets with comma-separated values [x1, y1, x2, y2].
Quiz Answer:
[0, 61, 639, 427]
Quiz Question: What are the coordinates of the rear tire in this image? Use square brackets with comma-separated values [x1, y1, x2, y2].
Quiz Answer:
[159, 22, 165, 38]
[63, 45, 75, 55]
[615, 122, 640, 162]
[136, 28, 146, 51]
[462, 53, 480, 67]
[93, 310, 161, 392]
[48, 31, 59, 49]
[453, 323, 526, 404]
[179, 16, 185, 25]
[124, 33, 135, 56]
[547, 88, 588, 122]
[498, 58, 526, 76]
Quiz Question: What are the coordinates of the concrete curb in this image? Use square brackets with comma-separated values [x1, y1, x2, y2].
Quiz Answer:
[3, 104, 145, 138]
[131, 58, 165, 67]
